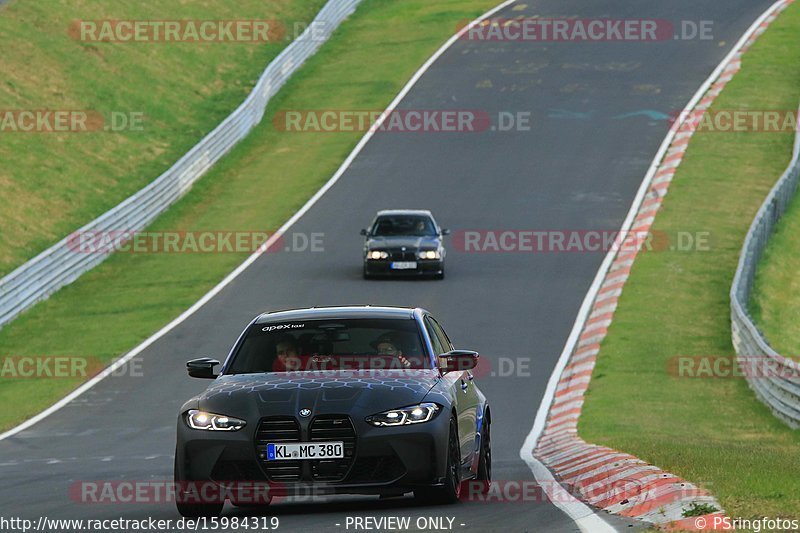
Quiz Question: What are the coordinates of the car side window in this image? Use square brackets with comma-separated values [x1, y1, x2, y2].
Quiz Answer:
[429, 317, 453, 353]
[424, 317, 446, 356]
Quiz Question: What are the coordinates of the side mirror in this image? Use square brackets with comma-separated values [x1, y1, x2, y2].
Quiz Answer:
[360, 228, 369, 236]
[439, 350, 479, 373]
[187, 357, 220, 379]
[441, 228, 451, 236]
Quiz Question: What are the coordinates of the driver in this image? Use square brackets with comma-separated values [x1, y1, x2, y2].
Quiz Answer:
[273, 336, 303, 371]
[371, 333, 412, 369]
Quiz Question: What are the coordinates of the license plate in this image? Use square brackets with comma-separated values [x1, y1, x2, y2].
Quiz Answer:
[266, 442, 344, 461]
[391, 261, 417, 270]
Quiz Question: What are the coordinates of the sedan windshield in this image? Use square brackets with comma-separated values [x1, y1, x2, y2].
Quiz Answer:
[371, 215, 437, 237]
[227, 318, 430, 373]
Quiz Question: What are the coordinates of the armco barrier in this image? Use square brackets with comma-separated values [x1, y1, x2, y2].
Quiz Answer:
[730, 105, 800, 429]
[0, 0, 362, 328]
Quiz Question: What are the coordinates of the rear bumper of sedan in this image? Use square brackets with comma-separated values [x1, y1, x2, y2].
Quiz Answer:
[175, 412, 450, 500]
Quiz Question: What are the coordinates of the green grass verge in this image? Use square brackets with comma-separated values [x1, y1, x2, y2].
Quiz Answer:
[579, 2, 800, 520]
[0, 0, 500, 431]
[0, 0, 325, 276]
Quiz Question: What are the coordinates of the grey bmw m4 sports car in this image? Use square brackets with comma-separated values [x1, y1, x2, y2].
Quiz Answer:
[175, 306, 491, 516]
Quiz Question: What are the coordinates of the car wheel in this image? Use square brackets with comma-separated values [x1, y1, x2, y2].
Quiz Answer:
[415, 417, 461, 504]
[174, 452, 224, 517]
[476, 417, 491, 494]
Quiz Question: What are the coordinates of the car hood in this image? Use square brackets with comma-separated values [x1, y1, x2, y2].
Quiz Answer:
[198, 369, 442, 419]
[366, 236, 440, 250]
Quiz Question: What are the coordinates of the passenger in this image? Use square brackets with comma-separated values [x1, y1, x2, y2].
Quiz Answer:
[274, 336, 303, 371]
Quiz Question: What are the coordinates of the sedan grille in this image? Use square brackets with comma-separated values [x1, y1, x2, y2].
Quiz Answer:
[387, 249, 417, 261]
[310, 415, 356, 481]
[255, 417, 302, 482]
[255, 415, 357, 483]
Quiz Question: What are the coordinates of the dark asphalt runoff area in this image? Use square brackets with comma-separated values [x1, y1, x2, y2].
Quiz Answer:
[0, 0, 775, 531]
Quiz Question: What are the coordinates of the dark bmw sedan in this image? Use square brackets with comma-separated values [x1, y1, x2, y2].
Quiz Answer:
[361, 209, 448, 279]
[175, 306, 490, 517]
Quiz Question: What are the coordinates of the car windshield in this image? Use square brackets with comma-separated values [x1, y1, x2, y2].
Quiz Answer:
[371, 215, 437, 237]
[227, 318, 430, 373]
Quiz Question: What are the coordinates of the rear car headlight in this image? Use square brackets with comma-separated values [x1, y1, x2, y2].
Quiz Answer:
[365, 403, 440, 427]
[186, 409, 246, 431]
[367, 250, 389, 260]
[418, 250, 441, 260]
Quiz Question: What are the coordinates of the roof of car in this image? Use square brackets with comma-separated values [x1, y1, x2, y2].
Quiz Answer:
[375, 209, 433, 217]
[254, 305, 421, 323]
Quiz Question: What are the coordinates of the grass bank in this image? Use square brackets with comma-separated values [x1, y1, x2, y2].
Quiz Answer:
[0, 0, 325, 276]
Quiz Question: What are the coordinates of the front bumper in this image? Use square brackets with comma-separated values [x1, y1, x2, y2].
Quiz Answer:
[364, 259, 443, 277]
[175, 411, 450, 498]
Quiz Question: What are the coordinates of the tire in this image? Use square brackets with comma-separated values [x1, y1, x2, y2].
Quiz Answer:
[415, 417, 461, 504]
[434, 270, 444, 280]
[174, 452, 224, 517]
[475, 416, 491, 494]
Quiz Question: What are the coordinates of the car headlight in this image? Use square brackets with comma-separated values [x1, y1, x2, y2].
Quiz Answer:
[365, 403, 440, 427]
[367, 250, 389, 260]
[418, 250, 441, 260]
[186, 409, 246, 431]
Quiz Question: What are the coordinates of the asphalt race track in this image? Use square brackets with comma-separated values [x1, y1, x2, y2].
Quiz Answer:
[0, 1, 775, 531]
